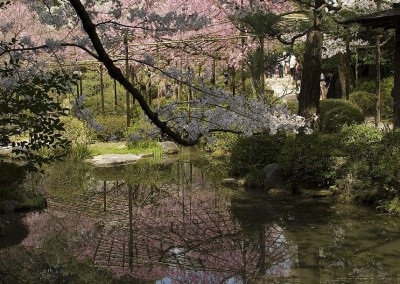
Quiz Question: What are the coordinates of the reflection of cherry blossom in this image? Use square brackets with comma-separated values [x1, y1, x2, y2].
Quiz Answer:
[21, 160, 297, 283]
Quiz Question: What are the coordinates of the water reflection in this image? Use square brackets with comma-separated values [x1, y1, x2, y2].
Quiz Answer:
[6, 155, 400, 283]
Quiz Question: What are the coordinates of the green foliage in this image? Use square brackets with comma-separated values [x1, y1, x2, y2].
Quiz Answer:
[203, 133, 238, 156]
[373, 131, 400, 189]
[80, 70, 126, 116]
[349, 91, 375, 116]
[94, 115, 127, 141]
[338, 127, 400, 195]
[124, 117, 160, 142]
[229, 133, 287, 176]
[319, 99, 364, 133]
[279, 133, 338, 187]
[338, 125, 383, 182]
[0, 54, 72, 171]
[379, 197, 400, 216]
[0, 162, 26, 195]
[353, 77, 394, 118]
[340, 124, 383, 153]
[61, 117, 93, 160]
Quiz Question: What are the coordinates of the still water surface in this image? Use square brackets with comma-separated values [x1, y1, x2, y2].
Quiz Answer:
[1, 153, 400, 283]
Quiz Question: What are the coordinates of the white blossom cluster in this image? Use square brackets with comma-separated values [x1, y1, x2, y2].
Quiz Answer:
[155, 80, 311, 140]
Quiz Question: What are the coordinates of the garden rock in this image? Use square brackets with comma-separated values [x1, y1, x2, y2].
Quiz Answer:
[88, 154, 143, 166]
[158, 141, 180, 154]
[262, 163, 285, 189]
[0, 200, 19, 213]
[221, 178, 242, 187]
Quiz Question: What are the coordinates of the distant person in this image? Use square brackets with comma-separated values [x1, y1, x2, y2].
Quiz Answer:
[278, 61, 284, 78]
[294, 61, 302, 82]
[289, 54, 297, 80]
[320, 71, 327, 100]
[326, 71, 338, 99]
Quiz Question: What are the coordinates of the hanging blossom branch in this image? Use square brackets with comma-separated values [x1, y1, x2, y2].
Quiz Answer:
[68, 0, 311, 145]
[68, 0, 199, 146]
[0, 42, 100, 60]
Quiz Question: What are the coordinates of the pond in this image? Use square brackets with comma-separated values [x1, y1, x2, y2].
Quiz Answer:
[1, 151, 400, 283]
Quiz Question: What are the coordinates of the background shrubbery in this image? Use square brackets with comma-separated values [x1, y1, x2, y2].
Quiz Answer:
[319, 99, 365, 133]
[229, 133, 287, 176]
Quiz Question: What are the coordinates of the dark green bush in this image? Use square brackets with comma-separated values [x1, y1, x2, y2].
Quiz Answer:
[279, 133, 338, 187]
[229, 133, 287, 177]
[338, 125, 383, 181]
[0, 162, 26, 195]
[353, 77, 393, 118]
[374, 131, 400, 189]
[95, 115, 126, 141]
[319, 99, 364, 133]
[349, 91, 375, 116]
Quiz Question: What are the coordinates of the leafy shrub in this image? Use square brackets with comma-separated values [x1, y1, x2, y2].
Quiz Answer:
[229, 133, 287, 176]
[353, 77, 393, 118]
[319, 99, 364, 133]
[339, 124, 383, 153]
[338, 125, 383, 182]
[61, 117, 93, 160]
[279, 133, 338, 187]
[95, 115, 126, 141]
[381, 76, 395, 118]
[0, 162, 26, 195]
[124, 117, 160, 143]
[203, 133, 238, 155]
[349, 91, 375, 116]
[373, 130, 400, 189]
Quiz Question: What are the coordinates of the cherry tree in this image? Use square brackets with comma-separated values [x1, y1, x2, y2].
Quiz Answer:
[0, 0, 314, 153]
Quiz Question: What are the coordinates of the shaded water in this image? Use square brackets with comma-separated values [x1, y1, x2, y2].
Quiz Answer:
[1, 153, 400, 283]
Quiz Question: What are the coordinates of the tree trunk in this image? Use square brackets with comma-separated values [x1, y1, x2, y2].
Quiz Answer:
[259, 37, 265, 96]
[298, 29, 323, 118]
[375, 34, 381, 127]
[393, 21, 400, 129]
[375, 0, 382, 127]
[338, 52, 347, 98]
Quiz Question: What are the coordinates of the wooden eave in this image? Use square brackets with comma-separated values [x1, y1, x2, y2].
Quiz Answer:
[343, 9, 400, 30]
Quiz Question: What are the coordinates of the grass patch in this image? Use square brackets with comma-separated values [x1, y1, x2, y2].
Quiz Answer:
[89, 141, 162, 156]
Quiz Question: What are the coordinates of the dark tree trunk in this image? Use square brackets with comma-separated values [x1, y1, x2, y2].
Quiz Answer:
[393, 21, 400, 129]
[338, 52, 347, 98]
[375, 0, 382, 127]
[298, 29, 323, 118]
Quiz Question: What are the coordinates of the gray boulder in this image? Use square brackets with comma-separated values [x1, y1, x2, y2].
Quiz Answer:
[159, 141, 180, 154]
[0, 200, 19, 213]
[262, 163, 285, 189]
[88, 154, 143, 166]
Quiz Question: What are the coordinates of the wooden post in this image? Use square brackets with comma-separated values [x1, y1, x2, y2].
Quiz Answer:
[211, 58, 216, 85]
[130, 66, 135, 105]
[124, 33, 131, 127]
[232, 66, 236, 96]
[100, 64, 105, 117]
[114, 78, 117, 108]
[375, 0, 382, 127]
[79, 76, 83, 97]
[393, 20, 400, 129]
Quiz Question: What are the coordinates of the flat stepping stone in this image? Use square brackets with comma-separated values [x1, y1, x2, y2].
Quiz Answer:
[88, 154, 143, 167]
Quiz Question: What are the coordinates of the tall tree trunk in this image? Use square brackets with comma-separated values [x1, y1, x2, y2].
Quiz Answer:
[345, 34, 351, 99]
[393, 21, 400, 129]
[259, 37, 265, 96]
[375, 0, 382, 127]
[298, 29, 323, 118]
[338, 52, 347, 98]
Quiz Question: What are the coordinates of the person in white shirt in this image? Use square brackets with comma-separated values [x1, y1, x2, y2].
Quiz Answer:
[289, 55, 297, 80]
